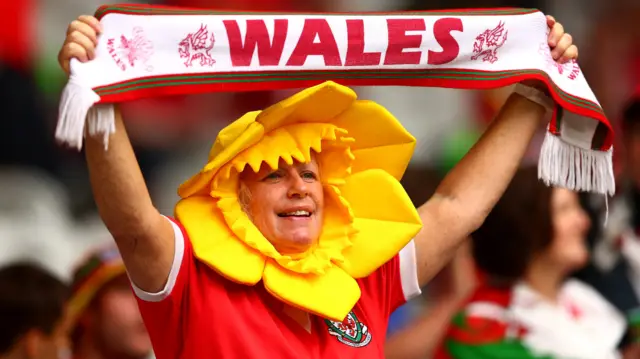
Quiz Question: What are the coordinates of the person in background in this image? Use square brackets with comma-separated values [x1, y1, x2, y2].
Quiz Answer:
[576, 90, 640, 346]
[0, 262, 70, 359]
[432, 167, 639, 359]
[65, 246, 152, 359]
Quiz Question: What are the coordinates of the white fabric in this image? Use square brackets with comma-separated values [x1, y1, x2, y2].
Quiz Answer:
[621, 232, 640, 300]
[590, 188, 640, 299]
[511, 280, 625, 359]
[399, 239, 422, 301]
[592, 193, 633, 272]
[71, 12, 598, 102]
[463, 280, 625, 359]
[514, 83, 554, 113]
[466, 301, 510, 322]
[132, 217, 185, 302]
[0, 168, 111, 281]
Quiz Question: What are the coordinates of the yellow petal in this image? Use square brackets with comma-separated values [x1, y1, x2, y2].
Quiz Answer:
[262, 258, 361, 322]
[178, 118, 265, 198]
[175, 196, 266, 285]
[336, 169, 423, 278]
[332, 101, 416, 180]
[350, 143, 416, 182]
[209, 111, 261, 157]
[257, 81, 357, 132]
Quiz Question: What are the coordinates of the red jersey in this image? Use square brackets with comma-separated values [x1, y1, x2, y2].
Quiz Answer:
[133, 217, 421, 359]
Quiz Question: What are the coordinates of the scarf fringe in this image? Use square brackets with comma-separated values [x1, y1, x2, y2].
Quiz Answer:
[86, 104, 116, 150]
[538, 131, 615, 196]
[56, 79, 115, 150]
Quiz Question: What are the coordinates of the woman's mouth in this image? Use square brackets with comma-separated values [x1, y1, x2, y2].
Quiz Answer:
[277, 210, 312, 218]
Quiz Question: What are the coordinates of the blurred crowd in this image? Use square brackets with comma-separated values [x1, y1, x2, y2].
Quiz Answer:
[1, 0, 640, 358]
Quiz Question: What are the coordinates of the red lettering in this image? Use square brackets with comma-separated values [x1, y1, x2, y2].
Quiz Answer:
[428, 18, 463, 65]
[568, 61, 580, 80]
[224, 19, 288, 67]
[286, 19, 342, 66]
[384, 19, 425, 65]
[107, 38, 125, 71]
[345, 20, 381, 66]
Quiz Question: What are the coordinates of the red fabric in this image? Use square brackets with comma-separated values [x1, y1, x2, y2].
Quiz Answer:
[136, 218, 408, 359]
[467, 284, 512, 308]
[447, 316, 509, 344]
[630, 54, 640, 89]
[167, 0, 295, 11]
[0, 0, 34, 69]
[434, 284, 522, 356]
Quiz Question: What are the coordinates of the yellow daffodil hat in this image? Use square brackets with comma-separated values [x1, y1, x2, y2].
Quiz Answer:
[176, 81, 423, 321]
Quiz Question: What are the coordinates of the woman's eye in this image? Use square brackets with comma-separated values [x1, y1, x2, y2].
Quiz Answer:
[301, 172, 317, 180]
[264, 172, 282, 181]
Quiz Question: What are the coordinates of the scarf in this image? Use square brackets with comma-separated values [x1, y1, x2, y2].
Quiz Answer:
[56, 4, 615, 196]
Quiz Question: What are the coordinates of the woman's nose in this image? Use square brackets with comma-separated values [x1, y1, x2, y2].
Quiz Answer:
[287, 173, 308, 198]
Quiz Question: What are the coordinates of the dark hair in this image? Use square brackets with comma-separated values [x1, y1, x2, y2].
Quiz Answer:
[0, 262, 69, 353]
[471, 167, 554, 282]
[69, 273, 130, 350]
[622, 98, 640, 132]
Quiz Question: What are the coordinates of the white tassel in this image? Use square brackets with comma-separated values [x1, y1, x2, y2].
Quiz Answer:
[86, 104, 116, 150]
[55, 77, 116, 150]
[538, 131, 615, 197]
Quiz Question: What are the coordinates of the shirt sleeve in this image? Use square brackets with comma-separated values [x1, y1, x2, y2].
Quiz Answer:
[130, 216, 192, 359]
[358, 239, 422, 316]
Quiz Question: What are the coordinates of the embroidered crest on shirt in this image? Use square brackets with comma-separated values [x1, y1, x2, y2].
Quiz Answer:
[178, 24, 216, 68]
[471, 21, 508, 64]
[324, 311, 372, 348]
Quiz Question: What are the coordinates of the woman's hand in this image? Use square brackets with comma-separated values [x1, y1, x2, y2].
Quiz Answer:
[521, 15, 578, 93]
[57, 15, 102, 75]
[545, 15, 578, 64]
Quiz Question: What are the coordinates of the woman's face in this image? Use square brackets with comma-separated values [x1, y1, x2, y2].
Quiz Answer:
[93, 275, 152, 358]
[240, 156, 325, 254]
[544, 188, 591, 271]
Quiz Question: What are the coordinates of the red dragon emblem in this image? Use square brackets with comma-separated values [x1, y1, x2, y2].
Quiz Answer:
[106, 27, 154, 72]
[471, 21, 508, 64]
[178, 24, 216, 68]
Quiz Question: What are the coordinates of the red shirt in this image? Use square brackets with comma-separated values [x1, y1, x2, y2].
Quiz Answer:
[134, 217, 420, 359]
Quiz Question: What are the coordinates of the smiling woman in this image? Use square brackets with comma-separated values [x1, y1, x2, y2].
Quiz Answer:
[239, 156, 325, 254]
[56, 10, 582, 359]
[172, 87, 422, 324]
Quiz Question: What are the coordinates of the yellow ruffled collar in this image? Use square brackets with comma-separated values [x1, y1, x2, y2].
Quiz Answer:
[175, 81, 422, 321]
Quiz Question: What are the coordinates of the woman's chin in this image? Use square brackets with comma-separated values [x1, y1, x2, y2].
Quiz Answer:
[560, 251, 590, 273]
[273, 234, 318, 255]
